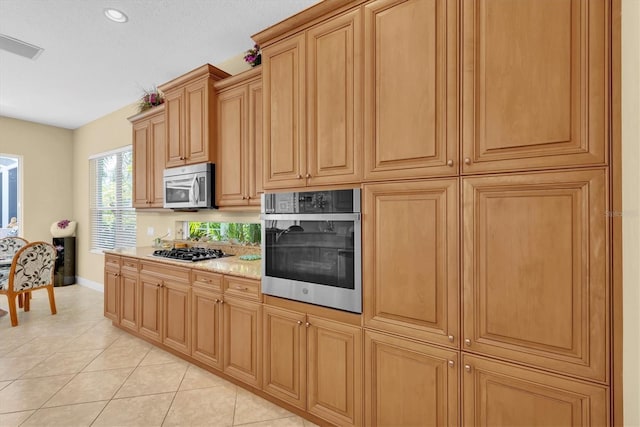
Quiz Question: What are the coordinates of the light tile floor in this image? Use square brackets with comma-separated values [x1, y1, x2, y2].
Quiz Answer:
[0, 286, 317, 427]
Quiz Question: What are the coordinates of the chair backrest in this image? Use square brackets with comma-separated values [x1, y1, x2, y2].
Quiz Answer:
[7, 241, 56, 292]
[0, 236, 28, 257]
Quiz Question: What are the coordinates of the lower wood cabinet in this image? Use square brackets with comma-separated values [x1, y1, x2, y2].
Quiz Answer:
[137, 261, 191, 355]
[262, 305, 363, 427]
[103, 255, 120, 321]
[223, 296, 262, 387]
[119, 258, 139, 332]
[191, 285, 224, 370]
[364, 330, 459, 427]
[462, 354, 609, 426]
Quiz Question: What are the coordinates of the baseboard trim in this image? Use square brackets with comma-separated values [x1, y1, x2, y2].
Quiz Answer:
[76, 277, 103, 293]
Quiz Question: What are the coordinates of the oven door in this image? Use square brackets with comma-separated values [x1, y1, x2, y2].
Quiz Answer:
[163, 172, 209, 209]
[261, 213, 362, 313]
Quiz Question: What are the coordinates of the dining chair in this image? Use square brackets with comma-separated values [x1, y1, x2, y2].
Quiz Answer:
[0, 236, 30, 308]
[0, 241, 57, 327]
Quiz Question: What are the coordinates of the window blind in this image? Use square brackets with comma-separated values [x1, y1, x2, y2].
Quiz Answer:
[89, 147, 136, 251]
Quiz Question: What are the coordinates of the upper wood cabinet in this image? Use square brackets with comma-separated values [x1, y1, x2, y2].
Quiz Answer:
[461, 0, 609, 173]
[363, 179, 459, 348]
[215, 68, 262, 208]
[462, 354, 608, 426]
[363, 0, 459, 180]
[261, 7, 362, 190]
[130, 106, 166, 208]
[365, 330, 459, 427]
[160, 64, 230, 168]
[463, 168, 609, 383]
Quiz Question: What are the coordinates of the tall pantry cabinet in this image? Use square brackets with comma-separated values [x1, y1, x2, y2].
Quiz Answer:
[359, 0, 613, 426]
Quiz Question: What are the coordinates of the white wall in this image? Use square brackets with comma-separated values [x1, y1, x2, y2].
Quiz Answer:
[622, 0, 640, 424]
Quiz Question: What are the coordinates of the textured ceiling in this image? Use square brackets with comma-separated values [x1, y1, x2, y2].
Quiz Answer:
[0, 0, 318, 129]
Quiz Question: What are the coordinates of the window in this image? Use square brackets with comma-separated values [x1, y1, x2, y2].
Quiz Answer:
[90, 147, 136, 251]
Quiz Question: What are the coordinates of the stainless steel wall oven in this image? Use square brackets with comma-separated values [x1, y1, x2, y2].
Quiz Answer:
[261, 189, 361, 313]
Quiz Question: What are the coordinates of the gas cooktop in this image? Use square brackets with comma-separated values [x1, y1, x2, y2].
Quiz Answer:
[151, 247, 229, 262]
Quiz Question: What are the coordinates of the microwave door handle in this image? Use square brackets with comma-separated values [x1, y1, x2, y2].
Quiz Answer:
[192, 176, 199, 203]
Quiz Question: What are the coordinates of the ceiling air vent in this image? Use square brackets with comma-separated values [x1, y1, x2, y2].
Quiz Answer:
[0, 34, 43, 60]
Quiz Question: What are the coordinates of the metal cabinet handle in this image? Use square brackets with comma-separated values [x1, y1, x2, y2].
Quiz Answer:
[233, 286, 249, 291]
[448, 335, 454, 342]
[296, 174, 302, 179]
[464, 339, 471, 346]
[464, 157, 471, 165]
[305, 322, 311, 328]
[297, 320, 303, 326]
[448, 360, 455, 368]
[465, 364, 472, 372]
[305, 173, 311, 178]
[447, 160, 454, 167]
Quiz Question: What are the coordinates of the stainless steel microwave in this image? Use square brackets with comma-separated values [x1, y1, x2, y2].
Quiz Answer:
[163, 163, 215, 209]
[261, 189, 362, 313]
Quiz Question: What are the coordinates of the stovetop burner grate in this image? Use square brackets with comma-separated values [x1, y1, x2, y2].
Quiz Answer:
[152, 247, 228, 262]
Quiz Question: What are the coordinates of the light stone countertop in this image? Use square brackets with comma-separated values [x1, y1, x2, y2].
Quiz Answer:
[105, 247, 261, 280]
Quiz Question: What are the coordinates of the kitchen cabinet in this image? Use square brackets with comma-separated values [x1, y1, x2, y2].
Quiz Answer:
[363, 179, 459, 348]
[461, 354, 608, 426]
[461, 0, 609, 174]
[260, 7, 362, 190]
[160, 64, 230, 168]
[223, 295, 262, 388]
[119, 258, 139, 332]
[138, 260, 191, 355]
[103, 254, 120, 322]
[364, 330, 458, 427]
[130, 105, 166, 208]
[191, 271, 224, 370]
[463, 168, 609, 383]
[262, 305, 363, 427]
[363, 0, 459, 180]
[215, 67, 262, 208]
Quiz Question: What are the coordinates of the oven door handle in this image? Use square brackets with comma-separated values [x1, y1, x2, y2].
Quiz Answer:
[260, 213, 360, 222]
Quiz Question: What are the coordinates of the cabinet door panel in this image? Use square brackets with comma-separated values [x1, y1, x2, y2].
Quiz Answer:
[165, 90, 184, 167]
[307, 316, 362, 427]
[461, 0, 608, 173]
[163, 280, 191, 355]
[132, 123, 149, 207]
[138, 275, 162, 342]
[104, 267, 119, 321]
[262, 33, 306, 189]
[262, 306, 306, 409]
[365, 330, 458, 427]
[119, 272, 138, 332]
[217, 86, 247, 206]
[364, 179, 459, 347]
[364, 0, 458, 179]
[191, 288, 223, 369]
[248, 80, 263, 205]
[149, 113, 166, 207]
[307, 8, 362, 185]
[185, 79, 210, 164]
[224, 297, 262, 387]
[463, 169, 608, 382]
[462, 355, 608, 426]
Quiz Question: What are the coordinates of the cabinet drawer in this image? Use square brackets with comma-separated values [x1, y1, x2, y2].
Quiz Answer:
[193, 270, 223, 291]
[224, 276, 261, 302]
[104, 254, 121, 268]
[139, 260, 190, 282]
[121, 257, 139, 272]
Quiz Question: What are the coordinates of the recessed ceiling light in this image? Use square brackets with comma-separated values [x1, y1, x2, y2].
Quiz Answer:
[104, 8, 128, 23]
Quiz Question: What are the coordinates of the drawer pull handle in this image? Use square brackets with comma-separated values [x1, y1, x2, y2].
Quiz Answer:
[233, 286, 249, 291]
[297, 321, 303, 326]
[464, 339, 471, 346]
[448, 360, 455, 368]
[305, 322, 311, 328]
[465, 364, 472, 372]
[448, 335, 454, 342]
